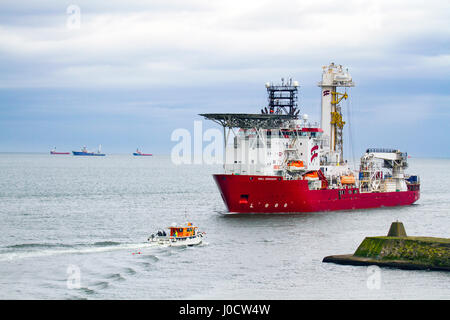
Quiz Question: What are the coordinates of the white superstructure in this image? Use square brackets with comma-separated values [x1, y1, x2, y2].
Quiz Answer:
[224, 122, 322, 176]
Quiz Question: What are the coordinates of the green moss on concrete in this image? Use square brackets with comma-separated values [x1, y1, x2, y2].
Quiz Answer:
[354, 236, 450, 268]
[354, 237, 386, 258]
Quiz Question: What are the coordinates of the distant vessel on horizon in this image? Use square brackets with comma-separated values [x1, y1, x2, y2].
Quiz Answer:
[133, 148, 152, 156]
[50, 147, 70, 155]
[72, 145, 105, 156]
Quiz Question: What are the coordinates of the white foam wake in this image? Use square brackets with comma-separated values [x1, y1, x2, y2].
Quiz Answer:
[0, 242, 157, 262]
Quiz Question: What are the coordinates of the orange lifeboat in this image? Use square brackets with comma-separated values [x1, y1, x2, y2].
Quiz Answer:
[288, 160, 304, 168]
[341, 175, 355, 184]
[303, 171, 319, 180]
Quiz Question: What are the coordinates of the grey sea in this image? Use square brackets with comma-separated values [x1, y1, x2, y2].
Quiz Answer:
[0, 154, 448, 299]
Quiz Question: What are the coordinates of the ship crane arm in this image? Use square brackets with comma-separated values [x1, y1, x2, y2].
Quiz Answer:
[365, 148, 408, 170]
[366, 149, 407, 160]
[331, 91, 348, 105]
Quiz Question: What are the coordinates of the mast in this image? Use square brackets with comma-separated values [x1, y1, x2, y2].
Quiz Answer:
[318, 63, 354, 164]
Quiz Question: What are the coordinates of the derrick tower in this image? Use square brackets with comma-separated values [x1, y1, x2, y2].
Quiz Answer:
[318, 63, 354, 164]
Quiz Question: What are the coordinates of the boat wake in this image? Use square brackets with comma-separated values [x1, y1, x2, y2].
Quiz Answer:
[0, 241, 156, 262]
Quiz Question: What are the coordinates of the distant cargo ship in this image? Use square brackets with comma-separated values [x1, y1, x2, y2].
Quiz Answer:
[50, 147, 70, 155]
[133, 148, 152, 156]
[72, 145, 105, 156]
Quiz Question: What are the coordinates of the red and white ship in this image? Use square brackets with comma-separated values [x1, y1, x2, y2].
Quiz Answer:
[50, 147, 70, 155]
[201, 63, 420, 213]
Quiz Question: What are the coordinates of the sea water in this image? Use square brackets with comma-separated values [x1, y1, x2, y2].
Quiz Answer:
[0, 154, 448, 299]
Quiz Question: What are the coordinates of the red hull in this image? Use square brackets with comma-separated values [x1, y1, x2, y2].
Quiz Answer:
[213, 174, 420, 213]
[50, 151, 70, 155]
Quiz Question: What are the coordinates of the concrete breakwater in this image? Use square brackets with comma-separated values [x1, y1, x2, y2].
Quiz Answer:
[323, 222, 450, 271]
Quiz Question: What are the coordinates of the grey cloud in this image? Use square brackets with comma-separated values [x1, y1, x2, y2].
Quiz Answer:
[0, 0, 448, 89]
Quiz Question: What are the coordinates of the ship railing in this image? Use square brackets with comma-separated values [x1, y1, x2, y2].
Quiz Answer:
[266, 85, 298, 91]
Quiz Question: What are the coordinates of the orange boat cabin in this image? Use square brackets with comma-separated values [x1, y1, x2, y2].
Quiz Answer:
[168, 223, 198, 238]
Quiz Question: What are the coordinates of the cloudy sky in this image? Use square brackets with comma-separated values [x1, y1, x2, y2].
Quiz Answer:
[0, 0, 449, 157]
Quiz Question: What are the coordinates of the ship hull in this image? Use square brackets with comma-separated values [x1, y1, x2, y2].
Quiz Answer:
[72, 151, 105, 156]
[133, 153, 152, 156]
[213, 174, 420, 213]
[50, 151, 70, 155]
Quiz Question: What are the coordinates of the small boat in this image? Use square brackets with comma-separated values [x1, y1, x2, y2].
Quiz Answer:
[72, 145, 105, 156]
[50, 147, 70, 155]
[133, 148, 152, 156]
[148, 222, 205, 247]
